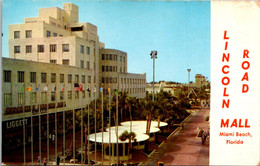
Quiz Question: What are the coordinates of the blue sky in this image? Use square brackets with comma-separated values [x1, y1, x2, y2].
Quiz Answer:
[2, 0, 210, 83]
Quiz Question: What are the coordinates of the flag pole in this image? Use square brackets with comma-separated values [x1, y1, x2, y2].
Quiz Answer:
[73, 81, 75, 165]
[108, 86, 111, 165]
[81, 83, 83, 165]
[116, 88, 119, 164]
[23, 83, 26, 165]
[94, 84, 97, 163]
[47, 84, 49, 163]
[87, 93, 90, 165]
[55, 83, 58, 164]
[63, 83, 66, 165]
[39, 84, 42, 165]
[101, 86, 104, 164]
[31, 85, 34, 165]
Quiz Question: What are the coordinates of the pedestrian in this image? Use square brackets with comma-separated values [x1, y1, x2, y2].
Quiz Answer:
[52, 134, 55, 143]
[37, 156, 41, 165]
[43, 158, 47, 166]
[56, 155, 60, 165]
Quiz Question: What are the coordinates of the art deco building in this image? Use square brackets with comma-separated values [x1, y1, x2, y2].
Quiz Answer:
[2, 3, 146, 152]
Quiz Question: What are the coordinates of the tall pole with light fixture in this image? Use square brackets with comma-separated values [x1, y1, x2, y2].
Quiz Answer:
[187, 69, 191, 97]
[150, 50, 157, 101]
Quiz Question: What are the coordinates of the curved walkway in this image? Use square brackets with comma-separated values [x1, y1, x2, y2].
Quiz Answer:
[141, 108, 210, 165]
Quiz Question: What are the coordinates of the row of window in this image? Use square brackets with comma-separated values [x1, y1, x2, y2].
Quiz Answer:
[80, 60, 91, 69]
[4, 90, 92, 106]
[101, 54, 126, 62]
[80, 45, 91, 55]
[120, 77, 146, 85]
[14, 30, 32, 39]
[14, 44, 70, 54]
[3, 70, 91, 84]
[102, 88, 146, 95]
[102, 66, 118, 72]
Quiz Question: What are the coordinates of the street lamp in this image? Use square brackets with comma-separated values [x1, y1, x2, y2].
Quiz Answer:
[150, 50, 158, 101]
[187, 69, 191, 97]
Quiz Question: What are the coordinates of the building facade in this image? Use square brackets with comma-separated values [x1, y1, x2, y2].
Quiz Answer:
[2, 3, 146, 152]
[99, 49, 146, 98]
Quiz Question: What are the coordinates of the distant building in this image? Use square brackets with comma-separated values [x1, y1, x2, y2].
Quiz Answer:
[195, 74, 209, 88]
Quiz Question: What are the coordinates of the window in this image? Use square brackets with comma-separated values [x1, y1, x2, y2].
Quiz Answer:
[41, 92, 47, 103]
[14, 31, 20, 39]
[123, 57, 125, 62]
[88, 76, 91, 83]
[4, 70, 11, 82]
[60, 74, 64, 83]
[82, 75, 85, 83]
[86, 61, 90, 69]
[86, 47, 90, 55]
[80, 45, 84, 53]
[51, 92, 56, 101]
[102, 77, 105, 83]
[68, 91, 72, 99]
[75, 75, 79, 83]
[50, 44, 56, 52]
[60, 91, 64, 100]
[47, 31, 51, 37]
[26, 30, 32, 38]
[50, 60, 57, 64]
[30, 72, 36, 83]
[102, 54, 105, 60]
[31, 92, 37, 103]
[62, 59, 69, 65]
[26, 45, 32, 53]
[109, 54, 112, 60]
[53, 33, 57, 37]
[62, 44, 69, 52]
[14, 46, 20, 53]
[18, 93, 24, 105]
[17, 71, 24, 83]
[75, 91, 79, 99]
[102, 66, 105, 72]
[41, 73, 47, 83]
[51, 73, 56, 83]
[80, 60, 84, 68]
[68, 74, 72, 83]
[4, 93, 12, 106]
[120, 56, 122, 62]
[38, 45, 44, 53]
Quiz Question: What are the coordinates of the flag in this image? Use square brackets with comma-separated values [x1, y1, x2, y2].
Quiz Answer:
[79, 84, 83, 91]
[115, 89, 118, 94]
[26, 87, 31, 91]
[44, 86, 48, 91]
[108, 88, 110, 92]
[36, 87, 39, 91]
[54, 86, 56, 91]
[61, 87, 64, 91]
[74, 83, 79, 91]
[94, 88, 96, 92]
[86, 88, 90, 92]
[99, 87, 103, 92]
[21, 87, 24, 92]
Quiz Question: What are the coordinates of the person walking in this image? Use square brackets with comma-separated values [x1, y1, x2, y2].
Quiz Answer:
[43, 158, 47, 166]
[37, 156, 41, 165]
[56, 156, 60, 165]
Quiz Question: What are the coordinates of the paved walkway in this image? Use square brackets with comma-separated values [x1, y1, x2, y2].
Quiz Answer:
[142, 108, 210, 165]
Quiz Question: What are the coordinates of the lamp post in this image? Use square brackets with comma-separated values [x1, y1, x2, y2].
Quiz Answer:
[187, 69, 191, 97]
[150, 50, 157, 101]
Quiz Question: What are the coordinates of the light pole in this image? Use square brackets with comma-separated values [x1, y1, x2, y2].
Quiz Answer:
[150, 50, 157, 101]
[187, 69, 191, 97]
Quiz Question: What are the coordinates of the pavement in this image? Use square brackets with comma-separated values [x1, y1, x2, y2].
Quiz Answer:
[141, 108, 210, 165]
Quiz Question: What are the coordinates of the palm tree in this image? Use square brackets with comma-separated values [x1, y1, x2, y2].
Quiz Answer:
[119, 130, 136, 164]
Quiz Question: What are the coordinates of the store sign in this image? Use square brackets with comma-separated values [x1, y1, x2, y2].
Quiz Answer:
[5, 102, 66, 115]
[5, 119, 29, 129]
